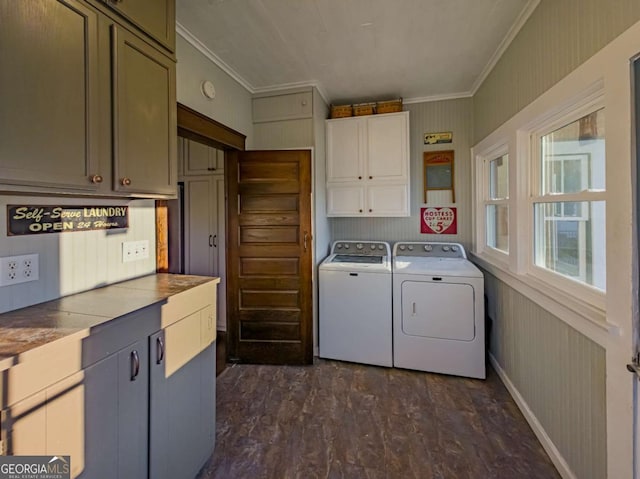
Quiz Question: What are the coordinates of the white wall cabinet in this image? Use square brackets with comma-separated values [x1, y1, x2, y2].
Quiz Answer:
[181, 139, 225, 175]
[181, 137, 227, 330]
[326, 111, 409, 217]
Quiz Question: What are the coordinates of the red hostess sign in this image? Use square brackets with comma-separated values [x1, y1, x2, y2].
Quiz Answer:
[421, 207, 457, 234]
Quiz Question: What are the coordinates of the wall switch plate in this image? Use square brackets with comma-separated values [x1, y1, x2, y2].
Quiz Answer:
[122, 240, 150, 263]
[0, 254, 39, 286]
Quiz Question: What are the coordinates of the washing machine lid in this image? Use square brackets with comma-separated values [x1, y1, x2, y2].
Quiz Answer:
[393, 257, 482, 278]
[321, 254, 391, 272]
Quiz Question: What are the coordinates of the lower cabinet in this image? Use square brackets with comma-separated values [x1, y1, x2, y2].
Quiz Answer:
[3, 341, 148, 478]
[149, 305, 216, 479]
[0, 281, 218, 479]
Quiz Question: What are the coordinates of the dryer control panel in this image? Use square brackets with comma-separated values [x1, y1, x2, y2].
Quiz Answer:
[393, 242, 466, 259]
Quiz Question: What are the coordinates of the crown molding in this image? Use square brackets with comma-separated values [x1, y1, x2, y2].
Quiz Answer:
[253, 81, 330, 105]
[403, 91, 473, 105]
[176, 22, 255, 93]
[470, 0, 541, 95]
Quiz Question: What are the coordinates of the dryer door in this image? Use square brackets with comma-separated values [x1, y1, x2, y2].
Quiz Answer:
[401, 280, 475, 341]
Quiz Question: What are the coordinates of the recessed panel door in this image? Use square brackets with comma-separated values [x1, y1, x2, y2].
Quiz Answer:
[227, 150, 313, 364]
[401, 280, 475, 341]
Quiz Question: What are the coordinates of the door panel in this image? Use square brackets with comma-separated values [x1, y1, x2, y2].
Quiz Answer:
[401, 281, 475, 341]
[227, 150, 313, 364]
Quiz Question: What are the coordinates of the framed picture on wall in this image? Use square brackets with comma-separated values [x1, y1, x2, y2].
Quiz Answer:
[423, 150, 455, 203]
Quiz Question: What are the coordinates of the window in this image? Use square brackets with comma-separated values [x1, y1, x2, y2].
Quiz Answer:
[485, 153, 509, 253]
[532, 108, 606, 291]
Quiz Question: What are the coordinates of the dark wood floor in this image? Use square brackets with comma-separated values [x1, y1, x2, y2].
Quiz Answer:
[197, 357, 560, 479]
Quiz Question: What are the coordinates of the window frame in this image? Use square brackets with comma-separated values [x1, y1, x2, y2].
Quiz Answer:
[476, 142, 510, 266]
[527, 94, 606, 310]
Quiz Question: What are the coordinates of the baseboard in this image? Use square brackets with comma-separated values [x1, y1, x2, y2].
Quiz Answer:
[489, 354, 576, 479]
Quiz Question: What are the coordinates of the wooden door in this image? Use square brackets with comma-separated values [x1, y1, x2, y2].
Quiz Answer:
[227, 150, 313, 364]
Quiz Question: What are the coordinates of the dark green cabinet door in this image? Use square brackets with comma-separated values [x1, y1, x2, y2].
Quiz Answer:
[0, 0, 103, 191]
[111, 25, 177, 196]
[101, 0, 175, 52]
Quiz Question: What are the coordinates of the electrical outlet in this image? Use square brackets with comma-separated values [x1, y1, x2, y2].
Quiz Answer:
[0, 254, 39, 286]
[122, 240, 150, 263]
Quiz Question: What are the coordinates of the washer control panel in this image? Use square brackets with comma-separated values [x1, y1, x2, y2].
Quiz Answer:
[331, 241, 390, 257]
[393, 242, 466, 259]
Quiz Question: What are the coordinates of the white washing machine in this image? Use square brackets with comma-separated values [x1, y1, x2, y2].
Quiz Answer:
[319, 240, 392, 367]
[392, 242, 485, 379]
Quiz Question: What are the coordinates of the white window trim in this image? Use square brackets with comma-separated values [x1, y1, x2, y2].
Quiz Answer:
[472, 80, 613, 333]
[474, 142, 510, 268]
[526, 90, 606, 311]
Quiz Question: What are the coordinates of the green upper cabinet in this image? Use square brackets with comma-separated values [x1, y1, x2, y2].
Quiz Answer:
[0, 0, 177, 198]
[112, 26, 177, 196]
[0, 0, 103, 192]
[96, 0, 176, 52]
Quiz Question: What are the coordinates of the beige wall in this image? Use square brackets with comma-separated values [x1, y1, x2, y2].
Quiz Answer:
[474, 0, 640, 143]
[176, 35, 254, 148]
[484, 272, 607, 479]
[330, 98, 474, 247]
[472, 5, 640, 478]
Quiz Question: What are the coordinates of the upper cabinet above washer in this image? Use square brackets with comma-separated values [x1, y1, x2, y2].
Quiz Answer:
[326, 111, 410, 217]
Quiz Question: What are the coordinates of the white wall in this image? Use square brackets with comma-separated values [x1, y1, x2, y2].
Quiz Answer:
[0, 197, 157, 314]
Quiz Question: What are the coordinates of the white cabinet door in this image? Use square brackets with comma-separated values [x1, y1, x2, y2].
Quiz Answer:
[367, 184, 409, 216]
[185, 177, 216, 276]
[326, 118, 364, 182]
[214, 176, 226, 329]
[184, 139, 215, 175]
[367, 112, 409, 181]
[327, 185, 365, 216]
[326, 112, 410, 217]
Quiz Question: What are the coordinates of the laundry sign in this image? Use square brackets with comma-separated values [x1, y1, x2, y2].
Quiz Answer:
[421, 207, 457, 235]
[7, 205, 128, 235]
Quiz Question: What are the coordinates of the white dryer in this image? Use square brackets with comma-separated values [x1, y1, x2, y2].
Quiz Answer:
[392, 242, 485, 379]
[319, 241, 392, 367]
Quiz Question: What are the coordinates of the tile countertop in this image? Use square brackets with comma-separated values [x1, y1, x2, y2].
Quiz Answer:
[0, 273, 219, 372]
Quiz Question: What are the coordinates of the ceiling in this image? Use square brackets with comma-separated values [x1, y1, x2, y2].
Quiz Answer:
[176, 0, 537, 104]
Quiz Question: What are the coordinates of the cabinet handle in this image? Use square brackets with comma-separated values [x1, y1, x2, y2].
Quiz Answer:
[130, 350, 140, 381]
[359, 209, 363, 213]
[89, 174, 103, 184]
[156, 337, 165, 365]
[303, 231, 309, 252]
[213, 234, 217, 248]
[209, 234, 213, 247]
[120, 177, 132, 186]
[369, 176, 373, 179]
[207, 167, 216, 171]
[369, 209, 373, 212]
[358, 176, 362, 180]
